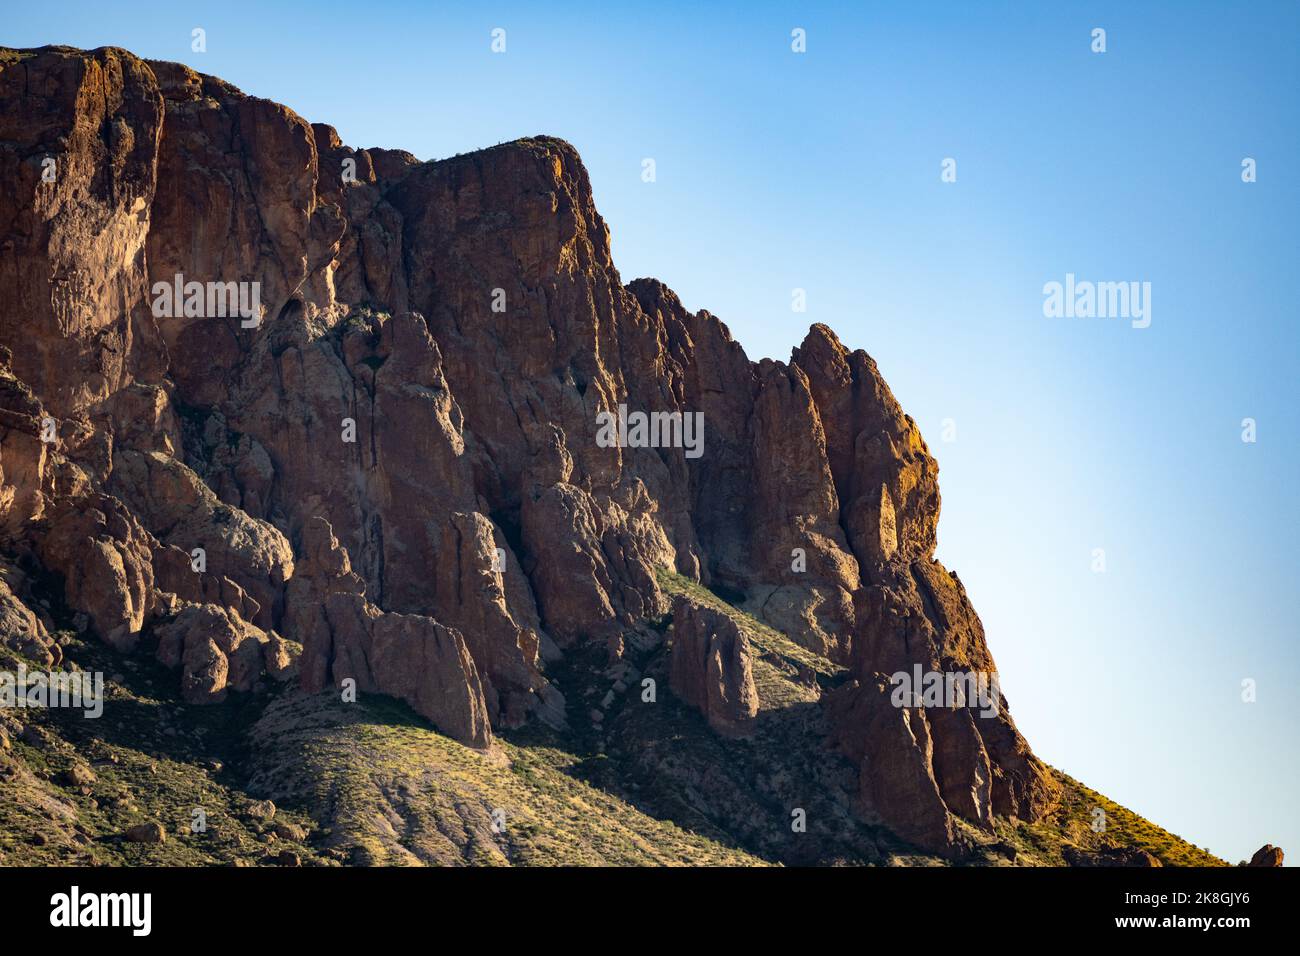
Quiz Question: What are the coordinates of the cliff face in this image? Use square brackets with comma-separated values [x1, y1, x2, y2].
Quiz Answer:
[0, 45, 1058, 856]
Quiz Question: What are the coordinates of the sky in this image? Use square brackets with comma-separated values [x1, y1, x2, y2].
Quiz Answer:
[6, 1, 1297, 865]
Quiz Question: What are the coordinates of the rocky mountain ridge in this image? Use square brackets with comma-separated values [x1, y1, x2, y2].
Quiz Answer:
[0, 45, 1267, 865]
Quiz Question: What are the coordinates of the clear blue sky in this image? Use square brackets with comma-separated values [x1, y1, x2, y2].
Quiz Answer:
[7, 1, 1297, 865]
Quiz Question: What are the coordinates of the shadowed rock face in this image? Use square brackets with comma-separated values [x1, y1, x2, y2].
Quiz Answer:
[668, 595, 759, 738]
[0, 44, 1058, 853]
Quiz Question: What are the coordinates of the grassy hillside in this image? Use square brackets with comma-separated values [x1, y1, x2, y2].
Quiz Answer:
[0, 637, 325, 867]
[1014, 773, 1226, 867]
[0, 571, 1226, 867]
[246, 692, 766, 866]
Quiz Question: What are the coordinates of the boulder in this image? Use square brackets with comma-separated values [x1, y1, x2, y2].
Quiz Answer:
[1247, 844, 1284, 867]
[125, 822, 166, 844]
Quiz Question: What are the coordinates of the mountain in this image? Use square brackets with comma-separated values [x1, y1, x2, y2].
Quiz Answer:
[0, 45, 1266, 867]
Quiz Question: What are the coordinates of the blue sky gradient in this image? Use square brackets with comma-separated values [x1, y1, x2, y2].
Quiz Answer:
[7, 1, 1297, 864]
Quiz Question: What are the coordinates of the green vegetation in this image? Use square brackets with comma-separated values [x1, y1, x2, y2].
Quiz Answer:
[1003, 772, 1227, 867]
[0, 571, 1229, 868]
[0, 638, 324, 867]
[247, 692, 766, 866]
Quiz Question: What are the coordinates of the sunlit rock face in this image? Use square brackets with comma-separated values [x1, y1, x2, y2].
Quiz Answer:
[0, 44, 1058, 852]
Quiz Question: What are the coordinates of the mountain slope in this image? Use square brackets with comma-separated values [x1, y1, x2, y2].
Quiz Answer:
[1, 578, 1223, 866]
[0, 44, 1249, 866]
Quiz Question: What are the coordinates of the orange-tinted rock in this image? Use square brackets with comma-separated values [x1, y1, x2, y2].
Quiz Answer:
[143, 57, 344, 406]
[1248, 844, 1284, 867]
[36, 493, 155, 651]
[0, 46, 166, 419]
[154, 603, 268, 703]
[286, 516, 496, 747]
[0, 45, 1065, 852]
[0, 355, 53, 536]
[107, 449, 292, 628]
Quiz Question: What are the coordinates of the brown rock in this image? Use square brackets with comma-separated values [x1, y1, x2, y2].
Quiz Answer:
[61, 763, 96, 788]
[826, 676, 957, 854]
[1247, 844, 1284, 867]
[264, 632, 302, 681]
[792, 325, 941, 563]
[125, 821, 166, 844]
[0, 46, 166, 419]
[0, 357, 53, 535]
[154, 603, 269, 703]
[144, 57, 343, 406]
[36, 494, 155, 651]
[246, 799, 277, 821]
[108, 449, 291, 629]
[0, 45, 1070, 860]
[287, 517, 495, 748]
[0, 565, 58, 666]
[273, 822, 307, 841]
[668, 595, 759, 737]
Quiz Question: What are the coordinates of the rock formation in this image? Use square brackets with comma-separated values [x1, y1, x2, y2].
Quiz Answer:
[0, 43, 1061, 855]
[1247, 844, 1284, 867]
[668, 595, 759, 737]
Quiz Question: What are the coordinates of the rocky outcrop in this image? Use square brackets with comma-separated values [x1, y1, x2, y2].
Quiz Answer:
[285, 517, 495, 748]
[795, 318, 1059, 855]
[824, 556, 1060, 854]
[36, 493, 155, 651]
[107, 449, 292, 628]
[0, 350, 54, 537]
[826, 675, 960, 852]
[0, 43, 1065, 852]
[0, 46, 166, 419]
[144, 58, 344, 406]
[668, 595, 759, 737]
[154, 603, 269, 703]
[0, 563, 56, 665]
[1247, 844, 1284, 867]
